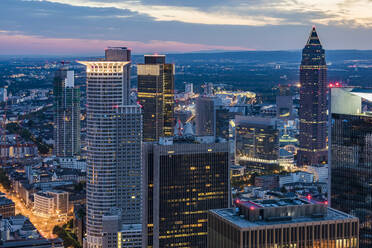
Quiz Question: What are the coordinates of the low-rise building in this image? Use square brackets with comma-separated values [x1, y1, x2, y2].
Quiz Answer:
[0, 197, 15, 218]
[208, 198, 359, 248]
[33, 190, 69, 217]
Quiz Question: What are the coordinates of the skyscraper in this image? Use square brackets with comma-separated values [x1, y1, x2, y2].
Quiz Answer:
[79, 47, 143, 248]
[297, 27, 328, 166]
[195, 96, 216, 137]
[137, 55, 175, 142]
[143, 137, 230, 248]
[330, 87, 372, 247]
[53, 68, 81, 157]
[235, 116, 280, 173]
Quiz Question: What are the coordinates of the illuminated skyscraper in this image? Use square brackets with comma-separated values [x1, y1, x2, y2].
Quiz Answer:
[79, 47, 143, 248]
[235, 116, 280, 173]
[53, 68, 81, 157]
[143, 137, 230, 248]
[330, 87, 372, 247]
[297, 27, 328, 166]
[137, 55, 175, 141]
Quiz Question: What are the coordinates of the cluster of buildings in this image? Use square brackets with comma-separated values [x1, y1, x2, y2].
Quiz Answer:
[0, 193, 63, 247]
[1, 27, 371, 248]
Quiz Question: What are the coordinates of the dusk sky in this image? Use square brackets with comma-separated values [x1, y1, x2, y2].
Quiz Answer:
[1, 0, 372, 55]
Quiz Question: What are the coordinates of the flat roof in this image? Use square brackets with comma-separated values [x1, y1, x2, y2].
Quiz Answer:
[238, 198, 309, 209]
[210, 207, 357, 229]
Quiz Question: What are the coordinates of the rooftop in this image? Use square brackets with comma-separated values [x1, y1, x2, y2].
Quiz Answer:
[210, 207, 356, 229]
[0, 196, 14, 206]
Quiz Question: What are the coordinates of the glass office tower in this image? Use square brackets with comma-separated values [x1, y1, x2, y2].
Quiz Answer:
[143, 137, 230, 248]
[298, 27, 328, 166]
[79, 47, 143, 248]
[54, 68, 81, 157]
[137, 55, 175, 141]
[330, 87, 372, 247]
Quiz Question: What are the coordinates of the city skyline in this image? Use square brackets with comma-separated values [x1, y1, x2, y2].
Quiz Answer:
[1, 0, 372, 55]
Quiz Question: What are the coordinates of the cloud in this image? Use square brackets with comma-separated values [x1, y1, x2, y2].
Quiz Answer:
[31, 0, 372, 27]
[0, 31, 252, 55]
[1, 0, 372, 54]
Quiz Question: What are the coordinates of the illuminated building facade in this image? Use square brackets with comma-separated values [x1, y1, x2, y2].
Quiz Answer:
[208, 198, 359, 248]
[297, 27, 328, 166]
[137, 55, 175, 142]
[79, 47, 143, 248]
[235, 116, 280, 172]
[54, 67, 81, 157]
[330, 87, 372, 247]
[143, 137, 230, 248]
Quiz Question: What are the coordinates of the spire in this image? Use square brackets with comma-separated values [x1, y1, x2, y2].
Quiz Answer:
[306, 26, 321, 46]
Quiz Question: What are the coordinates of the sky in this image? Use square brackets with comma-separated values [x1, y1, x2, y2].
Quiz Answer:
[1, 0, 372, 55]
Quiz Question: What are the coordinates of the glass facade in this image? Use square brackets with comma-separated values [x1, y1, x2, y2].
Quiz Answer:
[235, 116, 279, 173]
[80, 48, 143, 248]
[53, 68, 81, 157]
[298, 27, 328, 166]
[137, 55, 175, 142]
[144, 141, 230, 247]
[331, 113, 372, 247]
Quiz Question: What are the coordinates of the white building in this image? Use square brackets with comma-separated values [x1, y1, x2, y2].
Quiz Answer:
[33, 190, 69, 217]
[279, 171, 314, 187]
[0, 87, 7, 102]
[58, 157, 86, 171]
[306, 164, 328, 183]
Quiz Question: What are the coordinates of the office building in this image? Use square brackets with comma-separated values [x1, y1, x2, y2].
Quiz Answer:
[330, 87, 372, 247]
[143, 137, 230, 248]
[33, 190, 69, 217]
[102, 209, 142, 248]
[79, 47, 143, 247]
[208, 198, 359, 248]
[297, 27, 328, 166]
[53, 68, 81, 157]
[235, 116, 279, 172]
[0, 87, 7, 102]
[137, 54, 175, 141]
[0, 197, 15, 218]
[276, 85, 293, 120]
[195, 96, 216, 137]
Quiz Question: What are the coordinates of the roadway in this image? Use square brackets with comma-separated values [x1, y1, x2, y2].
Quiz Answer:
[0, 184, 70, 239]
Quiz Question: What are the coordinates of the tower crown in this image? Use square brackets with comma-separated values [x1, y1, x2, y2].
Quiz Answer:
[306, 26, 322, 46]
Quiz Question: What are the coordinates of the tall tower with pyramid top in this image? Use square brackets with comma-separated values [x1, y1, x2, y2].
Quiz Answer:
[297, 27, 328, 166]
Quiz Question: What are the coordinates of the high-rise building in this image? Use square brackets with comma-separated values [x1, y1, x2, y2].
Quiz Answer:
[330, 87, 372, 247]
[195, 96, 216, 137]
[297, 27, 328, 166]
[53, 68, 81, 157]
[79, 47, 143, 248]
[143, 137, 230, 248]
[137, 55, 175, 142]
[276, 86, 293, 120]
[0, 87, 7, 102]
[235, 116, 280, 172]
[208, 198, 359, 248]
